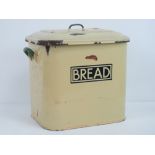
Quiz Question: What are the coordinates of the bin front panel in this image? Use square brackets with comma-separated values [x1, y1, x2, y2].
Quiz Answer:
[29, 43, 127, 130]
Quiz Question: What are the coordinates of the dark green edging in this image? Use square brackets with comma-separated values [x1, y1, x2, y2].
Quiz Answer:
[23, 47, 35, 60]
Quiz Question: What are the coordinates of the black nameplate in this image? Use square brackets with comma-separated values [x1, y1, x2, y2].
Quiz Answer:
[70, 64, 112, 84]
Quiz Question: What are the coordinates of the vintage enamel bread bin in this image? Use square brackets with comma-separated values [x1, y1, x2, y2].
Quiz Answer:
[24, 24, 129, 130]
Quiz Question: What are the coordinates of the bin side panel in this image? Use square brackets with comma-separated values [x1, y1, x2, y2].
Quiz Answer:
[30, 43, 127, 130]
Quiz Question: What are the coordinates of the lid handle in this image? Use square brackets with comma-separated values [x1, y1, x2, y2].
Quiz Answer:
[68, 24, 84, 31]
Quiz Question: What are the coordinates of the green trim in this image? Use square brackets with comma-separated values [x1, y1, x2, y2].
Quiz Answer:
[23, 47, 34, 60]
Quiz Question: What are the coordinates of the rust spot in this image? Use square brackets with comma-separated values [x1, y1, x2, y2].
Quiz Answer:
[115, 40, 130, 43]
[25, 39, 68, 55]
[30, 41, 35, 44]
[37, 40, 64, 55]
[45, 45, 50, 55]
[94, 42, 101, 44]
[25, 39, 36, 45]
[37, 40, 63, 46]
[85, 55, 98, 61]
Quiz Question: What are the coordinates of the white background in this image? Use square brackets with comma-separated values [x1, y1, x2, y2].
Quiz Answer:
[0, 19, 155, 134]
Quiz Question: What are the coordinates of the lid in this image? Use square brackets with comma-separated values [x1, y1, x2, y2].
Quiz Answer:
[25, 24, 130, 46]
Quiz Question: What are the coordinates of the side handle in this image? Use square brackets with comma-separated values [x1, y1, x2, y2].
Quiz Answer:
[23, 47, 35, 60]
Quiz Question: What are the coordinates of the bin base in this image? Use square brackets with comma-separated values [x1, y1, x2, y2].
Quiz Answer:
[32, 115, 125, 131]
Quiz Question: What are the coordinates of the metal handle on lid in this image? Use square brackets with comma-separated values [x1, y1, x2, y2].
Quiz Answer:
[68, 24, 85, 31]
